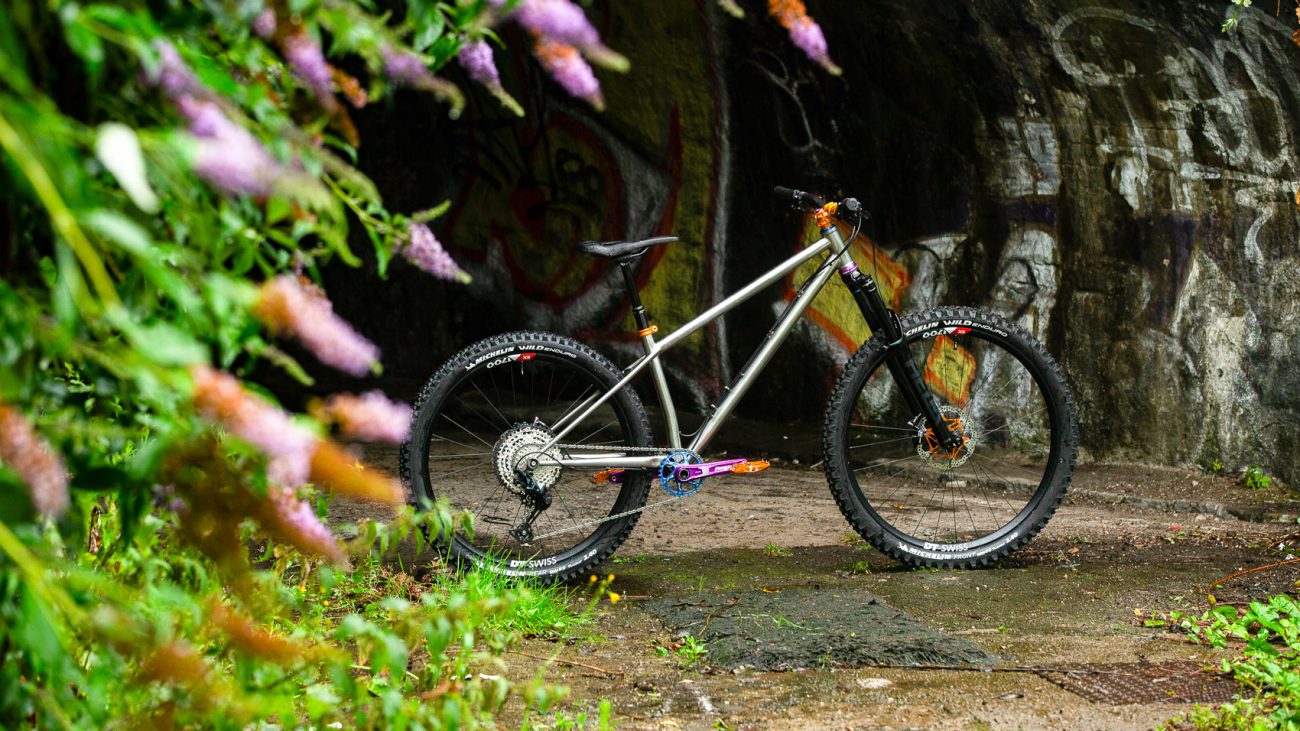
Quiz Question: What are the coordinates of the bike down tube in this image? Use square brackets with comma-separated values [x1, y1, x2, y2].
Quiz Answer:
[688, 250, 843, 452]
[539, 236, 837, 455]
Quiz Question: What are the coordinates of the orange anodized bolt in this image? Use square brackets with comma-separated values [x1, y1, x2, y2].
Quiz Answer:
[637, 324, 659, 337]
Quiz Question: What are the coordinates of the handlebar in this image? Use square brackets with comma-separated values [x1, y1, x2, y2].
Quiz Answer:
[773, 186, 867, 225]
[773, 186, 826, 210]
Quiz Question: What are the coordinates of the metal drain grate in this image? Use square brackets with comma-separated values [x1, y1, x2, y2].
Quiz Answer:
[1036, 661, 1242, 705]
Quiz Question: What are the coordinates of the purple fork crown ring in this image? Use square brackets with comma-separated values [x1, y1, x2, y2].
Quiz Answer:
[839, 262, 859, 275]
[675, 458, 747, 482]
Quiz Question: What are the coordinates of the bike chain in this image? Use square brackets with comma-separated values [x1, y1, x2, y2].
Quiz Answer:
[525, 443, 692, 541]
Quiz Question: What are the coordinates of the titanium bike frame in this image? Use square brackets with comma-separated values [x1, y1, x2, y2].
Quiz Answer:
[534, 219, 958, 471]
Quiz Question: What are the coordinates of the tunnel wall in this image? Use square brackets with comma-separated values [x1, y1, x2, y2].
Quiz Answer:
[346, 0, 1300, 485]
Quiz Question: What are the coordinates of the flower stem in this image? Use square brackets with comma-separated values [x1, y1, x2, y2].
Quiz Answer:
[0, 109, 122, 311]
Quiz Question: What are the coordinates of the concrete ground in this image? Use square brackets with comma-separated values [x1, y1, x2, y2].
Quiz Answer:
[493, 462, 1300, 730]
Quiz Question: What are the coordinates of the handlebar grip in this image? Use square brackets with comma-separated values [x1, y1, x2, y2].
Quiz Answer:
[773, 186, 800, 205]
[772, 186, 827, 209]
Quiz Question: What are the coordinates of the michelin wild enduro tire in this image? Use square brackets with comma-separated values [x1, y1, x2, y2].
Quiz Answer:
[399, 331, 652, 582]
[823, 306, 1078, 568]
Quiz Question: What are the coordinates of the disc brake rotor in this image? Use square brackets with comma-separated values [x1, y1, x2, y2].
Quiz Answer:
[916, 405, 977, 471]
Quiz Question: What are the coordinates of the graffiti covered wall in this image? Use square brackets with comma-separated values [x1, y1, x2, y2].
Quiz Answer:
[347, 0, 1300, 485]
[717, 0, 1300, 483]
[436, 1, 730, 411]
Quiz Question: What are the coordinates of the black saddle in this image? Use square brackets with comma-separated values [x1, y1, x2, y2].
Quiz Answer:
[577, 236, 678, 260]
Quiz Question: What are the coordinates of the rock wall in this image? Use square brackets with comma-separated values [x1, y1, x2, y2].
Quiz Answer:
[347, 0, 1300, 485]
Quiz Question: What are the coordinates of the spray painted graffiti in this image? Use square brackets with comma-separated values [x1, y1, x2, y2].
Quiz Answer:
[1052, 6, 1299, 270]
[784, 215, 909, 355]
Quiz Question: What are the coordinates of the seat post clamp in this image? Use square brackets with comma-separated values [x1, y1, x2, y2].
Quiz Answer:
[637, 324, 659, 338]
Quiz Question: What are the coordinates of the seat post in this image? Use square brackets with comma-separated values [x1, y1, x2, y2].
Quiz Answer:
[617, 259, 651, 332]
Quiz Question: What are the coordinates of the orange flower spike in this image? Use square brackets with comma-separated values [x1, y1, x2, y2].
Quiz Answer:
[209, 600, 306, 665]
[0, 403, 69, 518]
[137, 641, 214, 688]
[309, 440, 405, 506]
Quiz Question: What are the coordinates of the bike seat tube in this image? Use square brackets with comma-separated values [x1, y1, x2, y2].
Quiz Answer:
[619, 259, 682, 449]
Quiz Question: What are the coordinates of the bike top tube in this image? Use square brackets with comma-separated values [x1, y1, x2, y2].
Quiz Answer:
[541, 223, 857, 454]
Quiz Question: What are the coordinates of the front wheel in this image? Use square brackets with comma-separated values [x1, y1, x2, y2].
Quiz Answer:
[399, 331, 652, 581]
[823, 306, 1078, 568]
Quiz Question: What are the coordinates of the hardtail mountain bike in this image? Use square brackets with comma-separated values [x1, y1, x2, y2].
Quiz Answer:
[400, 187, 1079, 581]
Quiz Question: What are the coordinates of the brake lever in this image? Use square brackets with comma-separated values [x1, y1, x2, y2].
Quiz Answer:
[841, 197, 868, 223]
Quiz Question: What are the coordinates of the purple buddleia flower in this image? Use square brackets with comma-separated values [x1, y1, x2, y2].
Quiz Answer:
[176, 97, 280, 196]
[0, 405, 69, 519]
[380, 46, 467, 115]
[283, 32, 335, 104]
[515, 0, 600, 48]
[768, 1, 840, 75]
[534, 39, 604, 109]
[458, 40, 501, 88]
[401, 223, 469, 282]
[190, 367, 319, 486]
[382, 47, 434, 87]
[787, 17, 839, 74]
[265, 484, 345, 564]
[148, 40, 203, 99]
[254, 275, 382, 377]
[322, 392, 411, 444]
[252, 9, 276, 39]
[513, 0, 628, 70]
[456, 39, 524, 116]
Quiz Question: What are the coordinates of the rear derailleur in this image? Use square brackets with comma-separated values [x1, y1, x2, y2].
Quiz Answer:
[509, 468, 552, 544]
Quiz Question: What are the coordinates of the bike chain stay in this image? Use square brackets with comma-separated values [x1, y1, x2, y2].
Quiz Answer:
[519, 442, 696, 541]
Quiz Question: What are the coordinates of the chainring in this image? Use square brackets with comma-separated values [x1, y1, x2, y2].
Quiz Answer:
[658, 449, 703, 496]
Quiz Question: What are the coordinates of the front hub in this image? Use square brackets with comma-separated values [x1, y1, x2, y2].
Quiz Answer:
[915, 405, 977, 471]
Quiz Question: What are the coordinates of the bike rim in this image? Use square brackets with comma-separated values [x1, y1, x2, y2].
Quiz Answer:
[841, 330, 1062, 550]
[415, 351, 644, 569]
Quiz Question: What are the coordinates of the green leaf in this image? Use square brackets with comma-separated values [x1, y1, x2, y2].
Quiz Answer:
[266, 196, 293, 225]
[81, 209, 152, 254]
[94, 124, 160, 213]
[60, 6, 105, 73]
[118, 319, 209, 367]
[17, 589, 65, 674]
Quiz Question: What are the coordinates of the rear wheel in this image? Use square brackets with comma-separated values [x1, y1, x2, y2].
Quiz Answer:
[400, 331, 651, 581]
[823, 307, 1077, 568]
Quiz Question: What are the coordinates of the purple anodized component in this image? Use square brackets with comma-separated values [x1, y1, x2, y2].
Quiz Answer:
[839, 262, 859, 276]
[675, 458, 747, 483]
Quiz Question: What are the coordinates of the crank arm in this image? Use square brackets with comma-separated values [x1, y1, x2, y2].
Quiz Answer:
[675, 458, 747, 482]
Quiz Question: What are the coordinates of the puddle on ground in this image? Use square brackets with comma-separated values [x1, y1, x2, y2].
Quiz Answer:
[641, 587, 997, 670]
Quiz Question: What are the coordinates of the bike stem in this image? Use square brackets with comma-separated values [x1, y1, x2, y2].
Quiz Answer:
[827, 227, 962, 450]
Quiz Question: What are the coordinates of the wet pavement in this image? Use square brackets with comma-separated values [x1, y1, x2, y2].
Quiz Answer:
[340, 443, 1300, 729]
[495, 463, 1300, 730]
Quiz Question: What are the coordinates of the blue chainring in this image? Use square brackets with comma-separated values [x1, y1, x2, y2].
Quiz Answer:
[658, 449, 703, 496]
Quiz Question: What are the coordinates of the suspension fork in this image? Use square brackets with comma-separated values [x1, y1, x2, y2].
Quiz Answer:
[835, 248, 962, 450]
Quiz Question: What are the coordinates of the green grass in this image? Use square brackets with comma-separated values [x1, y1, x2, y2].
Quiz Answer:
[762, 542, 792, 558]
[428, 567, 594, 638]
[1153, 595, 1300, 729]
